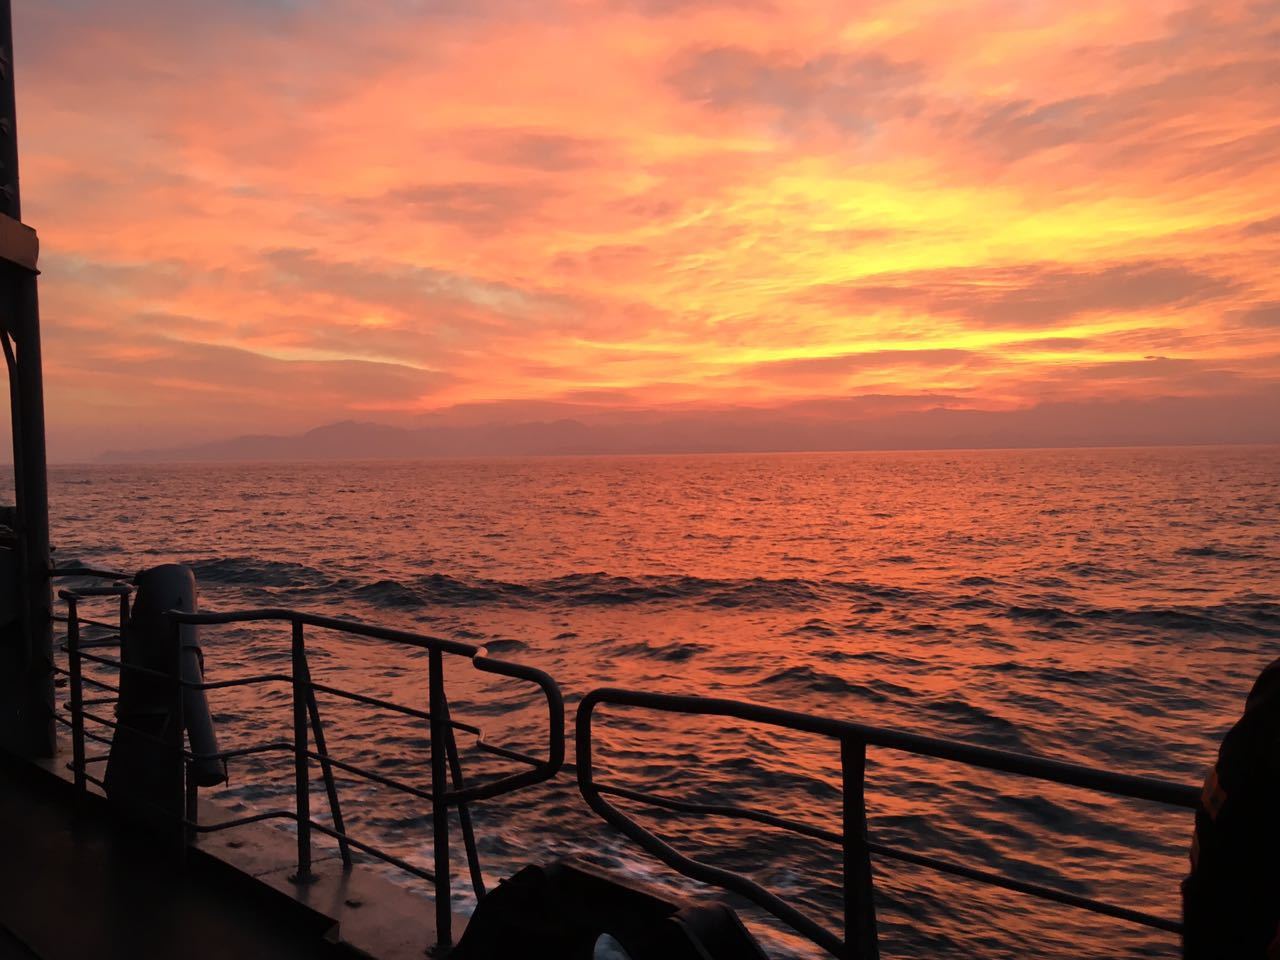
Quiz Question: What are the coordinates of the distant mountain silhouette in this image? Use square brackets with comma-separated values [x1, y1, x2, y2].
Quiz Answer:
[98, 389, 1280, 461]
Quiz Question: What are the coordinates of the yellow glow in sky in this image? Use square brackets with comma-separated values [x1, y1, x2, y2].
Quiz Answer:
[11, 0, 1280, 457]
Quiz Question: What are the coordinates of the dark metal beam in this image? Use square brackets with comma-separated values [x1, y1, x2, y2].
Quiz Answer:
[0, 0, 54, 757]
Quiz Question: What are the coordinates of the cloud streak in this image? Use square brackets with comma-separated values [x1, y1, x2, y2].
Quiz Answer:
[9, 0, 1280, 458]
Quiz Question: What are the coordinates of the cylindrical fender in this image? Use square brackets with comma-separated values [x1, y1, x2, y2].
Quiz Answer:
[105, 563, 226, 815]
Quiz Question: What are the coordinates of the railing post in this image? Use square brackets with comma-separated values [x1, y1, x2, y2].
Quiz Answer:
[842, 737, 878, 960]
[429, 647, 452, 950]
[441, 689, 486, 901]
[291, 619, 314, 883]
[65, 595, 84, 791]
[300, 654, 351, 868]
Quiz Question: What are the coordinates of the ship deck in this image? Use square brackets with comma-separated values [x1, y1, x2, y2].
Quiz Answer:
[0, 751, 457, 959]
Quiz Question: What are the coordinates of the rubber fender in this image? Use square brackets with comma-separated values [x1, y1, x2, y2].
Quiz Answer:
[105, 564, 226, 812]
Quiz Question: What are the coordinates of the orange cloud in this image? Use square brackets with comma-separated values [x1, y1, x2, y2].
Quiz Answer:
[9, 0, 1280, 457]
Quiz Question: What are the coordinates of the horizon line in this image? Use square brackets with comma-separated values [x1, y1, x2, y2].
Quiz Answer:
[16, 438, 1277, 468]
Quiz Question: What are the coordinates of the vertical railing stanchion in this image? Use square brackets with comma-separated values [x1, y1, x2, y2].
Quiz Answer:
[291, 618, 314, 882]
[301, 655, 351, 868]
[842, 736, 879, 960]
[65, 595, 85, 791]
[429, 647, 452, 949]
[42, 599, 564, 929]
[441, 689, 486, 901]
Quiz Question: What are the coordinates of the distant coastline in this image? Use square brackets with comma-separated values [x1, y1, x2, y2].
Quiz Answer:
[91, 390, 1280, 463]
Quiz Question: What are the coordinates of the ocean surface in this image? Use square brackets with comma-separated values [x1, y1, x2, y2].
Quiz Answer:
[46, 446, 1280, 958]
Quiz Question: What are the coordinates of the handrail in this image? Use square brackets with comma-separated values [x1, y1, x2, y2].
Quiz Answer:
[49, 564, 132, 581]
[175, 607, 481, 654]
[577, 687, 1198, 960]
[168, 609, 566, 803]
[56, 590, 566, 952]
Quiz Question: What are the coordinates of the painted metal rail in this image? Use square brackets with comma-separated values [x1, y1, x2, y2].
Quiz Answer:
[50, 574, 565, 951]
[577, 687, 1200, 960]
[52, 566, 1200, 957]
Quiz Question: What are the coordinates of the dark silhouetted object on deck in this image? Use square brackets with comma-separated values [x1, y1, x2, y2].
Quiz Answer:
[105, 564, 226, 821]
[452, 859, 768, 960]
[1183, 657, 1280, 959]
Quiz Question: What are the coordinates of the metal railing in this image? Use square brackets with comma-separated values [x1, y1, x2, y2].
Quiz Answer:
[51, 575, 565, 950]
[577, 688, 1199, 960]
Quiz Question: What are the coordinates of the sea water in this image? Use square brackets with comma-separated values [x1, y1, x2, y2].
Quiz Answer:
[47, 446, 1280, 958]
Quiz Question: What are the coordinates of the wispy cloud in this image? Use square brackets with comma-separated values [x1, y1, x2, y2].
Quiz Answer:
[12, 0, 1280, 457]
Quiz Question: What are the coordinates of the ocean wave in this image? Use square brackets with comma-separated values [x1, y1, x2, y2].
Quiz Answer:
[188, 560, 1280, 644]
[1059, 560, 1140, 582]
[783, 618, 840, 638]
[958, 575, 1001, 587]
[1176, 544, 1266, 561]
[329, 571, 921, 611]
[1001, 599, 1279, 637]
[612, 639, 711, 662]
[353, 578, 427, 607]
[190, 556, 334, 590]
[1082, 601, 1280, 637]
[925, 696, 1032, 751]
[757, 665, 892, 701]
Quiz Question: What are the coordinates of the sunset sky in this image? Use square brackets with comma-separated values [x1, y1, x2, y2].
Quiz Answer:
[12, 0, 1280, 459]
